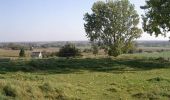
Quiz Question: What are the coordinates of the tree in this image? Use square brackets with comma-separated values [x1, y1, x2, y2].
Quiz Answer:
[84, 0, 142, 57]
[141, 0, 170, 37]
[19, 48, 25, 57]
[58, 43, 81, 58]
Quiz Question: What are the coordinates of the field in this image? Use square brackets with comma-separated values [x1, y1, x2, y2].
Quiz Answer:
[121, 51, 170, 60]
[0, 57, 169, 100]
[0, 47, 170, 99]
[0, 48, 59, 58]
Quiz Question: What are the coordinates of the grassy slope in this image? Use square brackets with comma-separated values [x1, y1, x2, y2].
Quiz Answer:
[129, 51, 170, 59]
[0, 58, 170, 99]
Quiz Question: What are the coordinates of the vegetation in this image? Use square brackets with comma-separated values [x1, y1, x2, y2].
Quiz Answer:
[0, 0, 170, 99]
[141, 0, 170, 36]
[58, 43, 81, 58]
[19, 48, 25, 57]
[0, 43, 170, 99]
[128, 51, 170, 60]
[0, 57, 169, 99]
[84, 0, 142, 56]
[91, 43, 98, 55]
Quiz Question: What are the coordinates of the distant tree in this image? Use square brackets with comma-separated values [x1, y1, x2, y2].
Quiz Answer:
[141, 0, 170, 37]
[84, 0, 142, 57]
[138, 49, 143, 53]
[58, 43, 81, 58]
[8, 43, 21, 50]
[19, 48, 25, 57]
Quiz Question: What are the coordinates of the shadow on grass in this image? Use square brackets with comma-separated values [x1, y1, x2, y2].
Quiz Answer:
[0, 58, 170, 74]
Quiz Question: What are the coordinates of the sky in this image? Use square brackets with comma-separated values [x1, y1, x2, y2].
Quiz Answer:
[0, 0, 169, 42]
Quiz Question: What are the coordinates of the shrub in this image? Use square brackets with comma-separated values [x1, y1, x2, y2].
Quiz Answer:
[138, 49, 143, 53]
[128, 49, 135, 54]
[108, 44, 122, 57]
[58, 43, 81, 57]
[19, 48, 25, 57]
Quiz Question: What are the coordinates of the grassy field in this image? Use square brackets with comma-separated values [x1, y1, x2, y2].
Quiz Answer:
[1, 48, 170, 99]
[125, 51, 170, 59]
[0, 48, 59, 58]
[0, 57, 170, 99]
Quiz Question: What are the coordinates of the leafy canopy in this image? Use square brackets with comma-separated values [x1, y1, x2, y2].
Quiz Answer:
[84, 0, 142, 56]
[141, 0, 170, 37]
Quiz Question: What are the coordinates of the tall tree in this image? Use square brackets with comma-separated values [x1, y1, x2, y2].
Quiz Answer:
[84, 0, 142, 57]
[141, 0, 170, 37]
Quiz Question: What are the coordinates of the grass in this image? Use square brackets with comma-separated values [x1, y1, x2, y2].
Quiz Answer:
[126, 51, 170, 59]
[1, 48, 170, 99]
[0, 57, 170, 99]
[0, 48, 59, 58]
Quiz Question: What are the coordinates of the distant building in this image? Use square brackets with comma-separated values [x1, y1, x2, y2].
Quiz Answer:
[31, 52, 42, 58]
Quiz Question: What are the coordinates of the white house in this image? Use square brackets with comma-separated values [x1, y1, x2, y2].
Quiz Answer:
[31, 52, 42, 58]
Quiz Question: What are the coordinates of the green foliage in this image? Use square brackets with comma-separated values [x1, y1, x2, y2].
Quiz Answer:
[58, 43, 81, 57]
[7, 43, 22, 50]
[141, 0, 170, 36]
[91, 43, 99, 55]
[84, 0, 142, 57]
[138, 49, 143, 53]
[108, 43, 122, 57]
[19, 48, 25, 57]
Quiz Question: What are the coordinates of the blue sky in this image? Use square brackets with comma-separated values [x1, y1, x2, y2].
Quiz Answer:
[0, 0, 168, 42]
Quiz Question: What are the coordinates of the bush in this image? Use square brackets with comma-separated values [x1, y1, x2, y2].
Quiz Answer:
[128, 49, 135, 54]
[19, 48, 25, 57]
[108, 44, 122, 57]
[58, 43, 81, 57]
[138, 49, 143, 53]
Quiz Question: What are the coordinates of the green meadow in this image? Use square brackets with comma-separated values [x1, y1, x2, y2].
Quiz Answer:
[129, 51, 170, 59]
[0, 56, 170, 100]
